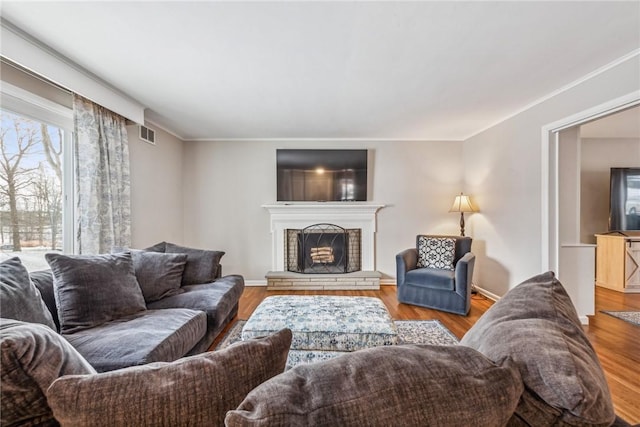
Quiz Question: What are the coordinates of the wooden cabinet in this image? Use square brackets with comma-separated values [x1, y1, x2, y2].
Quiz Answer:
[595, 233, 640, 293]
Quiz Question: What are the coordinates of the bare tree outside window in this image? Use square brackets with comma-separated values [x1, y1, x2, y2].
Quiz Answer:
[0, 110, 64, 270]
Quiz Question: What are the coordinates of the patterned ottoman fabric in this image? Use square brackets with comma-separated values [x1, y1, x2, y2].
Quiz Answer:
[242, 296, 398, 352]
[287, 350, 346, 367]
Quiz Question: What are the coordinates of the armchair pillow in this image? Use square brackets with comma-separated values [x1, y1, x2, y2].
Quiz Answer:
[226, 344, 523, 427]
[45, 252, 146, 334]
[0, 319, 96, 426]
[416, 236, 456, 270]
[47, 328, 292, 427]
[0, 257, 56, 330]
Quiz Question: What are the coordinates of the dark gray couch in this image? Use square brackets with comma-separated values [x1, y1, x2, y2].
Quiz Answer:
[28, 249, 244, 372]
[30, 270, 244, 372]
[2, 263, 632, 426]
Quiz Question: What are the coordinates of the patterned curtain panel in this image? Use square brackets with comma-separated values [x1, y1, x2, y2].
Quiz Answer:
[73, 95, 131, 254]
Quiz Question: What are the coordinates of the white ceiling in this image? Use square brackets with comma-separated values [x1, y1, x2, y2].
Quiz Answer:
[1, 1, 639, 141]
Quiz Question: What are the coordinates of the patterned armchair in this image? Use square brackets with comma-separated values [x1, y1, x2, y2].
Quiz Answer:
[396, 235, 475, 315]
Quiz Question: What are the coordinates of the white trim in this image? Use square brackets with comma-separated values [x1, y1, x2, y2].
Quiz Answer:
[468, 49, 640, 141]
[245, 280, 267, 287]
[0, 19, 145, 124]
[184, 137, 461, 143]
[473, 285, 500, 302]
[1, 81, 73, 130]
[262, 203, 385, 272]
[541, 91, 640, 272]
[380, 278, 396, 286]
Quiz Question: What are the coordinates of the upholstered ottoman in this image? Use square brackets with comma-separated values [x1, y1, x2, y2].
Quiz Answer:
[242, 295, 398, 365]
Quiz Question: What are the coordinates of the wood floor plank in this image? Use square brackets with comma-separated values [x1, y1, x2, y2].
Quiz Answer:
[216, 284, 639, 424]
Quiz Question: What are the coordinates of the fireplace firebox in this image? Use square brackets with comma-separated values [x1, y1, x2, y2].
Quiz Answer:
[286, 224, 361, 274]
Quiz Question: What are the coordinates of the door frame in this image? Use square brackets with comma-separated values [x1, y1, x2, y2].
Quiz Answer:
[541, 91, 640, 274]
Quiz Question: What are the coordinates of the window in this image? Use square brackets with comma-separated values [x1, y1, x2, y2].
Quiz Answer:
[0, 81, 73, 271]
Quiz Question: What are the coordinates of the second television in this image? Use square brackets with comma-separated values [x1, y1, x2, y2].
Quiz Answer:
[277, 149, 368, 202]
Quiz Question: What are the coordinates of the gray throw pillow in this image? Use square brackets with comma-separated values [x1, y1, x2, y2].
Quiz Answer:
[226, 344, 523, 427]
[45, 252, 147, 334]
[0, 257, 56, 330]
[128, 250, 187, 302]
[144, 241, 167, 253]
[164, 242, 225, 285]
[460, 271, 615, 427]
[47, 328, 292, 427]
[0, 319, 96, 426]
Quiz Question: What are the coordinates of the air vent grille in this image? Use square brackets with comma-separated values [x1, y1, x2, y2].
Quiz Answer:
[139, 125, 156, 145]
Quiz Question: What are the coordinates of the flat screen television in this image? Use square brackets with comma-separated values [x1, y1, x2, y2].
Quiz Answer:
[277, 149, 367, 202]
[609, 167, 640, 231]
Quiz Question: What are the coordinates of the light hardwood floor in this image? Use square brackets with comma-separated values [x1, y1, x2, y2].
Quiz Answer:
[216, 285, 640, 424]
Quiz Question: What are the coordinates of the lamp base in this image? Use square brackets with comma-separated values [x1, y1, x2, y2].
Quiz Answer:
[460, 212, 466, 237]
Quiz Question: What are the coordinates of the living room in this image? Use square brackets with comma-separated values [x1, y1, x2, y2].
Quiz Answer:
[1, 1, 639, 425]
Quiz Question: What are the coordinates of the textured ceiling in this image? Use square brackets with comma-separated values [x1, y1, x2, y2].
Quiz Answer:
[1, 1, 639, 140]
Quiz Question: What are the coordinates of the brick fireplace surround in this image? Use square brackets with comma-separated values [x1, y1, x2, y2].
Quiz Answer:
[263, 203, 384, 290]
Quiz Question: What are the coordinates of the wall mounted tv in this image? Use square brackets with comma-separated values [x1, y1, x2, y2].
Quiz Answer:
[609, 167, 640, 231]
[277, 149, 368, 202]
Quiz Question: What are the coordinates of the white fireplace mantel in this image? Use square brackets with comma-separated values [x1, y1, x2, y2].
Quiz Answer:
[262, 203, 385, 272]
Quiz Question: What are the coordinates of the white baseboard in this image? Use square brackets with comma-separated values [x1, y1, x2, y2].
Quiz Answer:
[380, 279, 396, 286]
[244, 280, 267, 287]
[473, 285, 500, 302]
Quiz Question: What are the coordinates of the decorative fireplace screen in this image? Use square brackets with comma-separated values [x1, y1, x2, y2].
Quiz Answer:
[286, 224, 361, 274]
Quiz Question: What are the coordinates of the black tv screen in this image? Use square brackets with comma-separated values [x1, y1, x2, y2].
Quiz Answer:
[609, 167, 640, 231]
[277, 149, 367, 202]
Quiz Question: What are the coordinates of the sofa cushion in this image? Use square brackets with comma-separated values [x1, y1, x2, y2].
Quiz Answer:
[128, 249, 188, 302]
[416, 235, 455, 270]
[147, 275, 245, 349]
[0, 258, 56, 330]
[164, 242, 225, 285]
[64, 308, 207, 372]
[460, 271, 615, 427]
[45, 252, 147, 334]
[47, 328, 292, 427]
[405, 267, 455, 290]
[0, 319, 96, 426]
[226, 344, 522, 427]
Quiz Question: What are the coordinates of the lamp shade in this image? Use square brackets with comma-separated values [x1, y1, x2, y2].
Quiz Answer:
[449, 194, 477, 213]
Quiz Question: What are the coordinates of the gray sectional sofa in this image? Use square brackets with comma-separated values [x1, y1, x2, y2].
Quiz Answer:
[2, 242, 244, 373]
[1, 263, 632, 426]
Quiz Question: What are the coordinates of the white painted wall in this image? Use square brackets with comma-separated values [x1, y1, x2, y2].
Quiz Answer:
[558, 127, 582, 244]
[463, 55, 639, 297]
[580, 137, 640, 244]
[127, 124, 184, 248]
[182, 140, 464, 281]
[557, 127, 595, 323]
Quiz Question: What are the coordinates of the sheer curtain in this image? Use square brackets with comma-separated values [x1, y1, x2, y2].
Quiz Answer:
[73, 95, 131, 254]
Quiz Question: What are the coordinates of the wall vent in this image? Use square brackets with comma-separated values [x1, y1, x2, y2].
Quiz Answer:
[139, 125, 156, 145]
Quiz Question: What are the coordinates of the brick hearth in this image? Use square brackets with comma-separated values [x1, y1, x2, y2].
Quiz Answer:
[266, 271, 381, 290]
